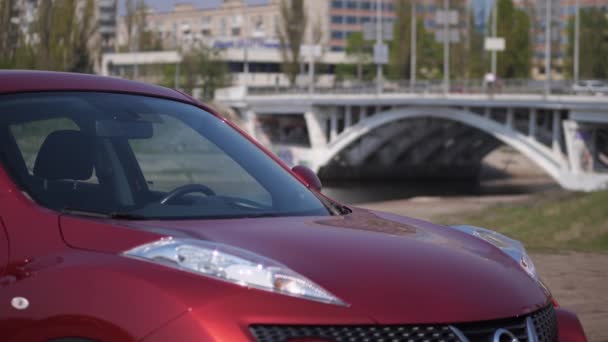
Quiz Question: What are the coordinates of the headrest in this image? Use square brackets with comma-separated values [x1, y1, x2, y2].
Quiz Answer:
[33, 130, 95, 181]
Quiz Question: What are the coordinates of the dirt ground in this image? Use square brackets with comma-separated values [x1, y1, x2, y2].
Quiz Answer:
[358, 196, 608, 341]
[533, 253, 608, 341]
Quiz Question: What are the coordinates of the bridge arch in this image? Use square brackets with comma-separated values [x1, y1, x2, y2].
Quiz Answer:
[316, 107, 563, 182]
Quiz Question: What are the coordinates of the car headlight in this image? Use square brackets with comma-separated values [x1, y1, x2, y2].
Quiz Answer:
[123, 237, 347, 306]
[450, 225, 537, 280]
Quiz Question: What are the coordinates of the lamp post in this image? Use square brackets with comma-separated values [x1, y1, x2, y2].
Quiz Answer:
[544, 0, 552, 96]
[443, 0, 450, 95]
[574, 0, 580, 83]
[410, 0, 417, 91]
[491, 0, 498, 78]
[376, 0, 383, 95]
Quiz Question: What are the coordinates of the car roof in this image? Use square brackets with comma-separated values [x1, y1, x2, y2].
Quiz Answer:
[0, 70, 192, 103]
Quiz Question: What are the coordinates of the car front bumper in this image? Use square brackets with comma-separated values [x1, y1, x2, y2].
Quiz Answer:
[142, 306, 586, 342]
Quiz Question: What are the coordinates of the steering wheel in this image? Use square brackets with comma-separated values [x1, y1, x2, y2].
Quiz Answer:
[160, 184, 216, 204]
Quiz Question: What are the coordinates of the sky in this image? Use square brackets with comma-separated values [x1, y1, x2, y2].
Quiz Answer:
[118, 0, 269, 14]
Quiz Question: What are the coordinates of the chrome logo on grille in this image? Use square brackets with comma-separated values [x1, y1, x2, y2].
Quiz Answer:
[493, 328, 520, 342]
[449, 315, 540, 342]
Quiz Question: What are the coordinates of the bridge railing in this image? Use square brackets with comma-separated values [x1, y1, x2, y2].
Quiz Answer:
[244, 79, 603, 96]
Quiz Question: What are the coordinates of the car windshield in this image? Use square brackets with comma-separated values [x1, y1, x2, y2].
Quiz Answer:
[0, 92, 331, 219]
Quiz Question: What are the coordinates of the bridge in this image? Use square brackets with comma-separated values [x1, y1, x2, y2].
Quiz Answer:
[216, 88, 608, 191]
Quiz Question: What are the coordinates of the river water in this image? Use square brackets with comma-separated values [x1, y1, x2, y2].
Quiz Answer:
[322, 178, 559, 204]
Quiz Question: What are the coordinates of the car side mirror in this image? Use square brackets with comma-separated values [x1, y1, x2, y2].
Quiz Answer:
[292, 165, 322, 192]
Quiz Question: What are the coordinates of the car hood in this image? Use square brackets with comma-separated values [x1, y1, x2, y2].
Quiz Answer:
[61, 208, 551, 324]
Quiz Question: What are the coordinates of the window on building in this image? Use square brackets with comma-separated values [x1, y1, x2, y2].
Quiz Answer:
[331, 31, 344, 39]
[346, 1, 357, 9]
[361, 2, 371, 10]
[346, 16, 357, 24]
[232, 27, 241, 36]
[332, 0, 343, 9]
[331, 16, 344, 24]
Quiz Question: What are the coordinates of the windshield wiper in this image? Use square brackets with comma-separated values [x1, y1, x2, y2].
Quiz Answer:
[61, 208, 148, 220]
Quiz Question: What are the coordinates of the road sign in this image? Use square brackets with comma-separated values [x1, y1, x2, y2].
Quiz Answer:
[363, 22, 394, 41]
[300, 44, 322, 58]
[373, 43, 389, 64]
[435, 29, 460, 43]
[484, 37, 506, 51]
[435, 10, 459, 25]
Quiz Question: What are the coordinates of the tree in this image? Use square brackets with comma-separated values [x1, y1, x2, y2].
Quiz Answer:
[566, 8, 608, 79]
[163, 47, 231, 100]
[71, 0, 98, 73]
[345, 32, 372, 81]
[121, 0, 160, 52]
[491, 0, 532, 78]
[278, 0, 307, 86]
[27, 0, 98, 72]
[0, 0, 20, 68]
[467, 15, 487, 79]
[388, 0, 441, 80]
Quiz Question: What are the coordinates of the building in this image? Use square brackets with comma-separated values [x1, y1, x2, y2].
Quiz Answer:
[328, 0, 396, 51]
[119, 0, 329, 51]
[97, 0, 118, 52]
[114, 0, 340, 87]
[529, 0, 608, 80]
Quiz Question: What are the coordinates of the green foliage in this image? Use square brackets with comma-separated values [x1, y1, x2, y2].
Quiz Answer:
[278, 0, 307, 86]
[467, 18, 487, 79]
[491, 0, 532, 78]
[162, 47, 231, 101]
[0, 0, 20, 67]
[388, 0, 441, 80]
[121, 0, 161, 52]
[342, 32, 373, 81]
[566, 8, 608, 79]
[440, 190, 608, 252]
[9, 0, 99, 73]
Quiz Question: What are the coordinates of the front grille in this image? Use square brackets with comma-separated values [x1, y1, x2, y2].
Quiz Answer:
[250, 305, 557, 342]
[531, 304, 559, 341]
[250, 325, 460, 342]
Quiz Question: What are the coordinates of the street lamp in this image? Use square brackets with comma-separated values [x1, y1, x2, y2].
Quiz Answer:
[376, 0, 383, 95]
[544, 0, 552, 96]
[410, 0, 417, 91]
[574, 0, 580, 83]
[443, 0, 449, 95]
[491, 0, 498, 78]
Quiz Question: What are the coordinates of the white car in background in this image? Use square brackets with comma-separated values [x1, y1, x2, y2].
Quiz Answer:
[572, 80, 608, 95]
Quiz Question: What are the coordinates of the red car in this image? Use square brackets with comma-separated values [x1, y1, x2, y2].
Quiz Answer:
[0, 71, 585, 342]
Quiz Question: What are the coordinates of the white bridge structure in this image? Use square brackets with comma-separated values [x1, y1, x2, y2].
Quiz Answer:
[216, 88, 608, 191]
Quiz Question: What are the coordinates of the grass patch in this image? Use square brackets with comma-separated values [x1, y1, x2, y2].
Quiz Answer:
[438, 190, 608, 252]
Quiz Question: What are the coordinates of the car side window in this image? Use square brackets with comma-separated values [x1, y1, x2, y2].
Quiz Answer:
[10, 118, 99, 184]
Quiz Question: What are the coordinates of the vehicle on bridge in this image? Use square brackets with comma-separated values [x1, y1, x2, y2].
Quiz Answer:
[0, 71, 586, 342]
[572, 80, 608, 95]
